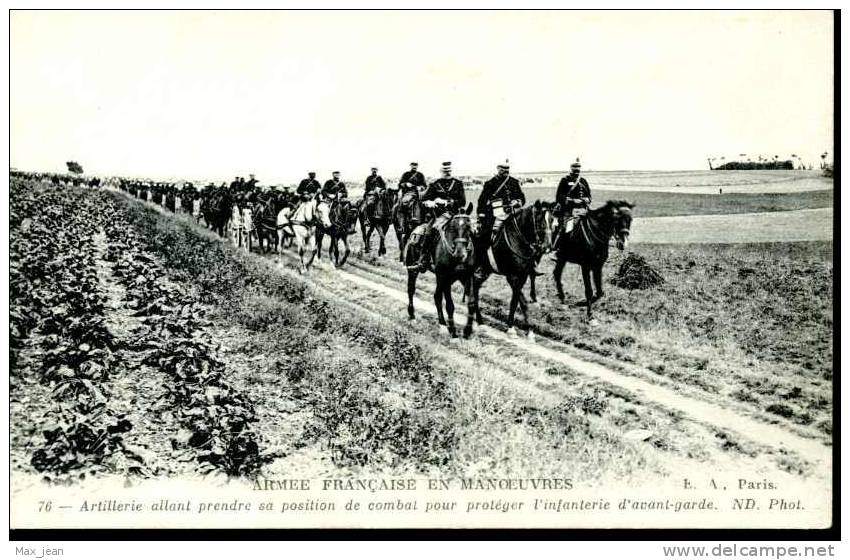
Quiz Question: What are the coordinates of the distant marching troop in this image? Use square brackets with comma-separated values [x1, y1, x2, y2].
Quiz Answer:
[12, 159, 634, 339]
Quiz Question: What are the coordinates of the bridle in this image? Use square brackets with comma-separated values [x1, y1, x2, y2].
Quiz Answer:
[438, 214, 473, 259]
[502, 205, 550, 261]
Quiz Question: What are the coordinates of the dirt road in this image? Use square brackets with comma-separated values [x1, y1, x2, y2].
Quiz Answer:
[271, 246, 831, 484]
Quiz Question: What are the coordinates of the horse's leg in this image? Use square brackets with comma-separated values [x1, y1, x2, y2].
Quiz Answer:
[396, 221, 405, 262]
[304, 235, 318, 270]
[581, 264, 593, 319]
[472, 270, 488, 325]
[529, 264, 538, 303]
[315, 229, 323, 261]
[434, 276, 446, 328]
[340, 236, 351, 267]
[444, 279, 457, 338]
[506, 275, 521, 336]
[362, 221, 372, 253]
[377, 224, 387, 257]
[463, 275, 475, 339]
[331, 236, 340, 267]
[516, 274, 535, 340]
[592, 264, 605, 302]
[553, 257, 567, 303]
[407, 270, 418, 320]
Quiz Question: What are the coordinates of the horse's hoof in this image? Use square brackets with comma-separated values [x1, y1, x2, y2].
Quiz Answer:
[507, 327, 518, 338]
[463, 327, 473, 339]
[527, 330, 536, 343]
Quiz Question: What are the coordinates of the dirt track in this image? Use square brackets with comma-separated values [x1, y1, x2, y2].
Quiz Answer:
[269, 246, 831, 484]
[120, 190, 833, 485]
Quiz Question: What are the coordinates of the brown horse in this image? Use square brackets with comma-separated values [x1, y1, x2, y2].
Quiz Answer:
[405, 203, 476, 339]
[316, 197, 359, 267]
[358, 189, 394, 256]
[471, 201, 553, 340]
[393, 190, 425, 263]
[552, 200, 634, 319]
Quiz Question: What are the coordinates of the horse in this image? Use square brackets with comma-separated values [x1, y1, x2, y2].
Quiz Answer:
[405, 203, 477, 339]
[393, 190, 425, 263]
[316, 196, 359, 267]
[253, 198, 282, 254]
[241, 205, 255, 252]
[276, 198, 332, 273]
[471, 201, 553, 340]
[202, 190, 232, 237]
[357, 189, 394, 256]
[181, 191, 195, 214]
[552, 200, 634, 319]
[229, 203, 244, 248]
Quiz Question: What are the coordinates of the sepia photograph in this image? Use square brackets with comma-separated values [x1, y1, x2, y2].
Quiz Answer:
[7, 8, 837, 539]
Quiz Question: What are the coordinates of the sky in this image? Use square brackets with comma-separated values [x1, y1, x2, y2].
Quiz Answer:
[10, 10, 834, 183]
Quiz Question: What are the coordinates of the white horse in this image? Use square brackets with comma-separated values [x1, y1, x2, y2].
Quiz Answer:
[229, 204, 242, 247]
[277, 198, 331, 272]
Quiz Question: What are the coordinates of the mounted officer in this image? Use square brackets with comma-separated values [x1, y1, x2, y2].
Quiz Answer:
[554, 158, 591, 237]
[297, 171, 321, 201]
[398, 162, 426, 197]
[360, 167, 386, 224]
[477, 160, 525, 247]
[322, 171, 348, 202]
[410, 161, 466, 272]
[478, 160, 545, 275]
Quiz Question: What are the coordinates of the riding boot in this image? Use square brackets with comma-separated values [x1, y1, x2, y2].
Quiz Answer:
[414, 227, 434, 272]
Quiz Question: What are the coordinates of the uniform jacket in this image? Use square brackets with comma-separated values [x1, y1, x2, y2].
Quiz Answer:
[422, 177, 466, 213]
[322, 179, 348, 198]
[555, 175, 591, 215]
[363, 174, 386, 193]
[297, 178, 321, 198]
[477, 174, 525, 217]
[398, 170, 426, 193]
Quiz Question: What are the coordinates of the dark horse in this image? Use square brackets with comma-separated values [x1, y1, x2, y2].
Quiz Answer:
[316, 197, 359, 267]
[253, 198, 282, 253]
[405, 203, 477, 339]
[393, 190, 425, 263]
[358, 189, 394, 256]
[552, 200, 634, 319]
[181, 190, 196, 214]
[201, 190, 232, 237]
[472, 201, 553, 340]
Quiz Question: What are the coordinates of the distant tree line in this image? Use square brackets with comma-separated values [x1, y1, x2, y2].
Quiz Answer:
[714, 159, 795, 171]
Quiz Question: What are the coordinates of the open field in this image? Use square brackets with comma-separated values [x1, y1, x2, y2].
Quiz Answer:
[524, 188, 833, 218]
[11, 178, 833, 497]
[512, 169, 833, 194]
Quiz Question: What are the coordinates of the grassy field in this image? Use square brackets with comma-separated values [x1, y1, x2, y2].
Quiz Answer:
[520, 187, 833, 218]
[110, 193, 690, 481]
[342, 235, 833, 441]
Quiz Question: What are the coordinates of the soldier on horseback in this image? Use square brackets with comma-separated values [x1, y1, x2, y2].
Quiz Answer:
[477, 160, 525, 247]
[554, 158, 592, 240]
[360, 167, 385, 225]
[410, 161, 466, 272]
[296, 172, 321, 212]
[322, 171, 348, 201]
[399, 162, 426, 197]
[477, 160, 543, 276]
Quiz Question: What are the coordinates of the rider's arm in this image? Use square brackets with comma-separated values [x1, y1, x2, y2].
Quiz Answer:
[515, 181, 526, 206]
[477, 183, 490, 215]
[454, 180, 467, 212]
